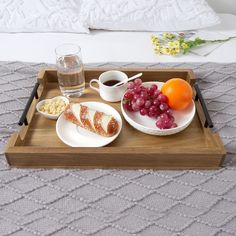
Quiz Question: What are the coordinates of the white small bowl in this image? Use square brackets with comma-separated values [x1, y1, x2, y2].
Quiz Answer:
[121, 82, 196, 136]
[36, 96, 69, 120]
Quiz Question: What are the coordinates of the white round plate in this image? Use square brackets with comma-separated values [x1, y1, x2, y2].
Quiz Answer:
[56, 101, 122, 147]
[121, 82, 195, 136]
[36, 96, 69, 120]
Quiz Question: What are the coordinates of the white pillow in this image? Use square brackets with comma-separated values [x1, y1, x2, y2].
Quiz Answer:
[0, 0, 89, 33]
[81, 0, 220, 32]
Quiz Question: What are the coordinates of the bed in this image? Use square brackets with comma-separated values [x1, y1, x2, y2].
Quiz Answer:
[1, 13, 236, 64]
[1, 1, 236, 235]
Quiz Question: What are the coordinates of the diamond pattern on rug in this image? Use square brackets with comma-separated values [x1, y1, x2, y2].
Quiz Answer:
[0, 61, 236, 235]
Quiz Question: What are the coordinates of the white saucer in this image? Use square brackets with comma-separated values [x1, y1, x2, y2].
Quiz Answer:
[56, 101, 122, 147]
[121, 82, 196, 136]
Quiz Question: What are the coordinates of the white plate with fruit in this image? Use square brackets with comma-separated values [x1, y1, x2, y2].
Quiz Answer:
[121, 78, 195, 136]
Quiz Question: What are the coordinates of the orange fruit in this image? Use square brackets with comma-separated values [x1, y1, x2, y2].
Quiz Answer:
[161, 78, 193, 110]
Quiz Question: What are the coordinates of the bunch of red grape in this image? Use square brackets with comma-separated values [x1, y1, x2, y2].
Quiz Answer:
[123, 78, 177, 129]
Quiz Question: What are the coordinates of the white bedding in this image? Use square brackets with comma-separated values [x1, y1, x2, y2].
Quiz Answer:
[83, 0, 220, 32]
[1, 14, 236, 64]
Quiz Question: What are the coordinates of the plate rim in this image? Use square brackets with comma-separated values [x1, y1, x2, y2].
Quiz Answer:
[56, 101, 122, 147]
[121, 81, 196, 135]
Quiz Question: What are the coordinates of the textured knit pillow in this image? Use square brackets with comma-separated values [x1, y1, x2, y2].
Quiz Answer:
[0, 0, 89, 33]
[81, 0, 220, 31]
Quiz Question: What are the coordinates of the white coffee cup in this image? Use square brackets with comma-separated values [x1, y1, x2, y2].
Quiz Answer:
[89, 70, 128, 102]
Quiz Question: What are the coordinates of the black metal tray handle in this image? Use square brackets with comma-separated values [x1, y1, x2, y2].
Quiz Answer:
[194, 83, 213, 128]
[18, 82, 39, 126]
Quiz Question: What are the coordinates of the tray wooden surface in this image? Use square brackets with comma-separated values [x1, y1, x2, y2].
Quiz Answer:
[5, 68, 226, 169]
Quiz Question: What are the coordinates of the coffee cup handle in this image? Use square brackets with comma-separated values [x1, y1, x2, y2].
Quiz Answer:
[89, 79, 100, 93]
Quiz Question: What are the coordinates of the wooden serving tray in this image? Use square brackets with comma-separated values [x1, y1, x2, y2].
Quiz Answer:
[5, 68, 226, 169]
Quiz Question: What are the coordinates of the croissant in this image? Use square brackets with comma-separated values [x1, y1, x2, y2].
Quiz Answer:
[64, 103, 119, 137]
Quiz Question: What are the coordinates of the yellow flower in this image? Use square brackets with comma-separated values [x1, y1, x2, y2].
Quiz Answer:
[154, 46, 161, 54]
[163, 32, 168, 38]
[173, 40, 180, 48]
[170, 48, 180, 56]
[168, 42, 174, 48]
[181, 42, 189, 49]
[166, 40, 181, 55]
[151, 35, 160, 45]
[161, 46, 171, 55]
[163, 32, 174, 39]
[151, 35, 155, 42]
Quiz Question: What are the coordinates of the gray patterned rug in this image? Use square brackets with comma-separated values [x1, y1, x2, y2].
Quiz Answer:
[0, 61, 236, 236]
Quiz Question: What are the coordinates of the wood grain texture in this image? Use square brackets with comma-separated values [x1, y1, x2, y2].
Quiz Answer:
[5, 68, 226, 169]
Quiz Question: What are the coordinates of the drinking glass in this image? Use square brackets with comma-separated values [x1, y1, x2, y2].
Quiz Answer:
[55, 44, 85, 98]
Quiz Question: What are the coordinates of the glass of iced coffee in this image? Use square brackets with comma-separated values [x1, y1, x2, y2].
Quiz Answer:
[55, 44, 85, 98]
